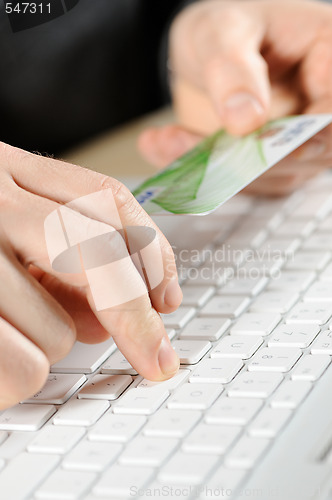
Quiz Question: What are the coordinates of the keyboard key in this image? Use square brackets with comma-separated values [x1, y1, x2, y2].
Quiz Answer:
[93, 464, 154, 498]
[218, 276, 268, 296]
[0, 432, 37, 461]
[272, 219, 315, 238]
[167, 383, 222, 410]
[302, 232, 332, 251]
[62, 439, 122, 472]
[270, 381, 312, 409]
[321, 262, 332, 281]
[113, 387, 169, 415]
[252, 197, 293, 217]
[166, 328, 177, 341]
[211, 335, 263, 359]
[78, 374, 132, 400]
[319, 214, 332, 232]
[27, 425, 85, 454]
[88, 414, 146, 443]
[53, 398, 109, 427]
[291, 354, 330, 381]
[268, 324, 320, 348]
[250, 212, 285, 231]
[311, 329, 332, 354]
[143, 409, 201, 438]
[172, 340, 211, 364]
[225, 436, 270, 469]
[119, 436, 178, 467]
[258, 237, 301, 257]
[0, 432, 8, 446]
[205, 397, 263, 426]
[304, 281, 332, 302]
[158, 451, 219, 485]
[23, 374, 86, 405]
[179, 317, 231, 341]
[250, 291, 299, 314]
[226, 223, 267, 248]
[0, 404, 56, 432]
[189, 358, 243, 384]
[240, 257, 284, 277]
[186, 263, 233, 286]
[231, 313, 281, 336]
[161, 307, 196, 329]
[181, 285, 215, 307]
[268, 271, 315, 292]
[51, 339, 116, 374]
[285, 251, 331, 271]
[286, 303, 332, 324]
[248, 408, 292, 438]
[35, 468, 96, 499]
[201, 467, 247, 500]
[228, 372, 283, 398]
[137, 370, 190, 390]
[0, 453, 60, 500]
[101, 350, 137, 375]
[248, 347, 302, 372]
[200, 296, 250, 318]
[212, 243, 249, 266]
[291, 192, 332, 219]
[182, 423, 241, 455]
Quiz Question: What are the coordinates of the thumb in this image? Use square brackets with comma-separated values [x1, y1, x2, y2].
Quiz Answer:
[203, 49, 270, 135]
[170, 2, 271, 136]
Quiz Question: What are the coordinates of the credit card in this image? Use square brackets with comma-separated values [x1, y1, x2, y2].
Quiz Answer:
[133, 114, 332, 216]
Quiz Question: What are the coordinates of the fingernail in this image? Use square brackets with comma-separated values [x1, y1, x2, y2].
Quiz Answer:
[158, 336, 179, 376]
[164, 278, 183, 309]
[294, 139, 326, 161]
[222, 92, 264, 127]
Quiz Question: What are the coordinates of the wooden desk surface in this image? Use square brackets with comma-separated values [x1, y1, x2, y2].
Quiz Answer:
[63, 107, 174, 182]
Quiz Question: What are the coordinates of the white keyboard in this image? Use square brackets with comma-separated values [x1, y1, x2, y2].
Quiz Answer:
[1, 172, 332, 500]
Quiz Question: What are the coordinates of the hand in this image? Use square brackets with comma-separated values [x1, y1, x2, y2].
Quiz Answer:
[139, 0, 332, 196]
[0, 142, 181, 410]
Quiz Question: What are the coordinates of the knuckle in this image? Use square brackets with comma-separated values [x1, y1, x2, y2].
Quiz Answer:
[89, 173, 137, 214]
[99, 174, 120, 192]
[87, 171, 123, 195]
[112, 181, 142, 221]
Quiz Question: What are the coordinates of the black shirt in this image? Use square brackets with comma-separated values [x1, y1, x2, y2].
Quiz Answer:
[0, 0, 187, 154]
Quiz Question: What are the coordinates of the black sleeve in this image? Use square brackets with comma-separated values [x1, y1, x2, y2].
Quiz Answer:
[158, 0, 200, 103]
[0, 0, 186, 155]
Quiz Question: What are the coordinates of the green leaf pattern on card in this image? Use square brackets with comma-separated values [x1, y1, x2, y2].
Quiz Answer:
[133, 115, 332, 215]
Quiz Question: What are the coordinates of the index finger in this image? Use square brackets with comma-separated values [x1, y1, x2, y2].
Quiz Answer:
[4, 144, 183, 314]
[4, 145, 181, 380]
